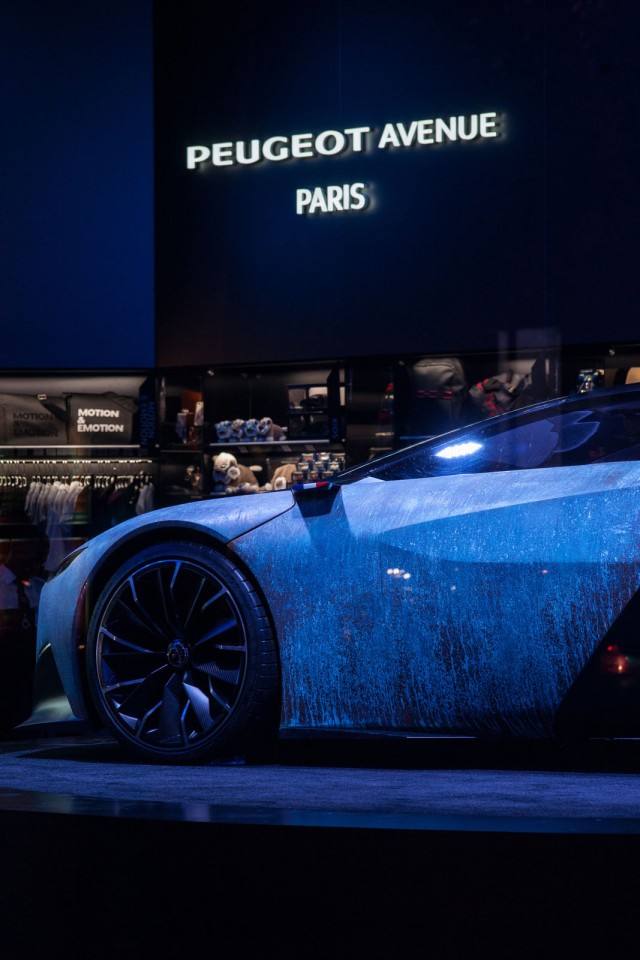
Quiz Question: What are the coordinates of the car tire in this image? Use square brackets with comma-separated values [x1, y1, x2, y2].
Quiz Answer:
[85, 541, 280, 763]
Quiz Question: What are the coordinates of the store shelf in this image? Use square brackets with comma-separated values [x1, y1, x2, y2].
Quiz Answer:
[209, 440, 330, 450]
[159, 447, 204, 454]
[288, 407, 327, 414]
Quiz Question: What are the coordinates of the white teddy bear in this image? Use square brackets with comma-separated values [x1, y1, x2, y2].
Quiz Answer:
[212, 452, 259, 494]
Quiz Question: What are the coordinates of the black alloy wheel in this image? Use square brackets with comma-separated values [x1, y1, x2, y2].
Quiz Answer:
[86, 542, 279, 763]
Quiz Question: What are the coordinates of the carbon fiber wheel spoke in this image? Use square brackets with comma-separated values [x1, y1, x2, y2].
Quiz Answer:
[110, 665, 171, 715]
[95, 557, 248, 751]
[194, 661, 241, 685]
[134, 700, 163, 739]
[183, 679, 215, 730]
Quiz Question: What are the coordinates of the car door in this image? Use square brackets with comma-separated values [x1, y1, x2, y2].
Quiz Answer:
[234, 391, 640, 736]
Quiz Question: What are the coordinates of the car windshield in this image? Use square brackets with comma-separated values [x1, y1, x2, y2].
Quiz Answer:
[336, 389, 640, 483]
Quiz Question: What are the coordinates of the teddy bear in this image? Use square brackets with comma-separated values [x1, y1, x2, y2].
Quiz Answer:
[258, 417, 287, 442]
[244, 418, 260, 441]
[264, 462, 298, 491]
[215, 420, 233, 442]
[231, 418, 246, 440]
[212, 452, 259, 494]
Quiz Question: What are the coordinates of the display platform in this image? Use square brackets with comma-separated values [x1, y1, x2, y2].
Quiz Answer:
[1, 735, 640, 957]
[2, 735, 640, 831]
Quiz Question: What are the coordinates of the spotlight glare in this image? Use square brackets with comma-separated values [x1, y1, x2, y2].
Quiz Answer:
[435, 441, 482, 460]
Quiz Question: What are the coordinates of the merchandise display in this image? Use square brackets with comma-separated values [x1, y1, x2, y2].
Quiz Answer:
[0, 395, 67, 444]
[0, 448, 155, 738]
[403, 357, 468, 439]
[291, 452, 345, 484]
[3, 463, 157, 561]
[264, 452, 346, 490]
[0, 392, 139, 447]
[469, 369, 534, 418]
[214, 417, 287, 443]
[0, 377, 156, 609]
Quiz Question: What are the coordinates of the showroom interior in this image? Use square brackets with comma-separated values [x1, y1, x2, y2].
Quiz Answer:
[1, 1, 640, 956]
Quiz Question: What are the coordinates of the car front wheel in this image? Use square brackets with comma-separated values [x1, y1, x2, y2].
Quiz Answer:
[86, 541, 279, 763]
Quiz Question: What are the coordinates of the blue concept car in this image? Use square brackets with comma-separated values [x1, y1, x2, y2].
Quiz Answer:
[24, 385, 640, 762]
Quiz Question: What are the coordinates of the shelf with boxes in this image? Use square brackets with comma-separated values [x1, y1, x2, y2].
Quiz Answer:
[270, 450, 346, 490]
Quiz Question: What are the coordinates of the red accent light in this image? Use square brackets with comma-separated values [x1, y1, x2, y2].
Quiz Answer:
[600, 644, 632, 675]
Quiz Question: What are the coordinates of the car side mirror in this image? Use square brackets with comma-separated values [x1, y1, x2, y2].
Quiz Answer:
[291, 481, 340, 515]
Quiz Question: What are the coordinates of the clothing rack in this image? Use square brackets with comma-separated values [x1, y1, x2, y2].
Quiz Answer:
[0, 459, 157, 487]
[0, 458, 155, 465]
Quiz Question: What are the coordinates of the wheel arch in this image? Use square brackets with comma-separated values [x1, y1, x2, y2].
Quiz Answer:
[78, 523, 282, 729]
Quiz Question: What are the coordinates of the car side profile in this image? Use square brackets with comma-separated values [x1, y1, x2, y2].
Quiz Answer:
[24, 384, 640, 762]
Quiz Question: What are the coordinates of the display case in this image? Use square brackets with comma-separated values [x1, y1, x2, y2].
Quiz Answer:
[202, 362, 346, 493]
[156, 372, 207, 504]
[286, 383, 329, 440]
[0, 372, 158, 573]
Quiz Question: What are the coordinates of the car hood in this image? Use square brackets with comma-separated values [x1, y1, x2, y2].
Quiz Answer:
[117, 490, 296, 543]
[52, 490, 296, 578]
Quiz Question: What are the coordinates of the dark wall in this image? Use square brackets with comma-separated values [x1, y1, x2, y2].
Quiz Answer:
[2, 2, 635, 372]
[154, 0, 639, 367]
[0, 0, 154, 369]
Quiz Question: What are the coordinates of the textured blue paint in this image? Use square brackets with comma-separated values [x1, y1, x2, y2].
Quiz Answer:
[232, 463, 640, 737]
[38, 461, 640, 737]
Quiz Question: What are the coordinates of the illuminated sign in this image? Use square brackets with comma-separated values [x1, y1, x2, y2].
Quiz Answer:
[296, 182, 368, 215]
[186, 126, 372, 168]
[186, 110, 503, 216]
